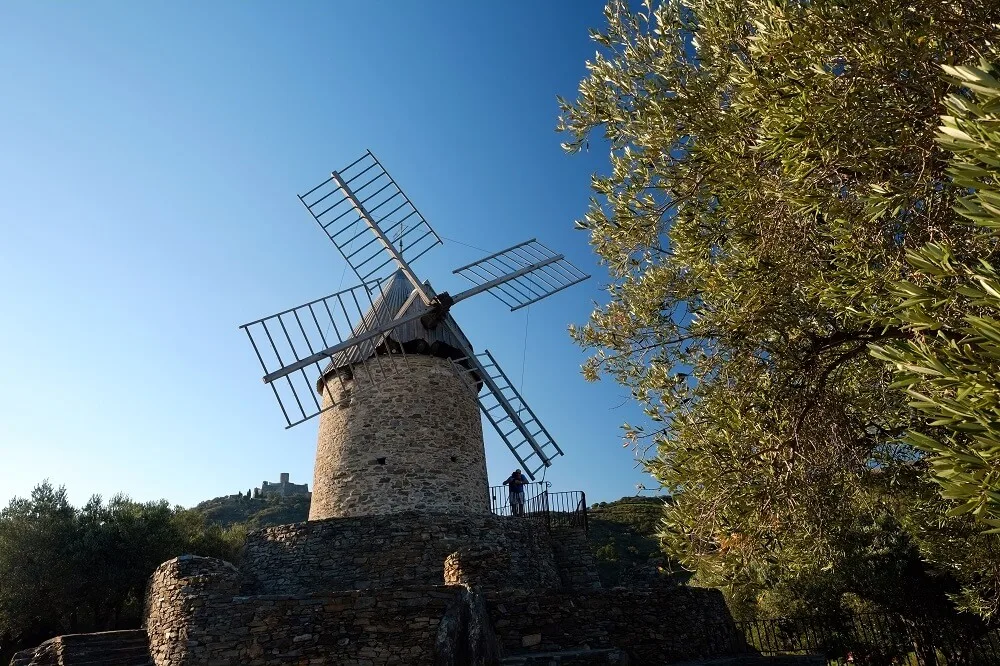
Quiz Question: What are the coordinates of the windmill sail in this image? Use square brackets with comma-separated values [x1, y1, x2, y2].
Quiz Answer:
[241, 270, 491, 428]
[449, 349, 563, 480]
[298, 151, 442, 290]
[239, 280, 414, 428]
[452, 239, 590, 311]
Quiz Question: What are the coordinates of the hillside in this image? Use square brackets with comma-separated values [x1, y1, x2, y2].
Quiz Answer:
[587, 496, 688, 587]
[194, 493, 310, 529]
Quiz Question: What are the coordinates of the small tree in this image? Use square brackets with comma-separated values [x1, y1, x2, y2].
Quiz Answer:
[0, 482, 78, 642]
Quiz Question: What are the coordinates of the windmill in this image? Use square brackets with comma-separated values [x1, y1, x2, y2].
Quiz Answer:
[240, 151, 589, 519]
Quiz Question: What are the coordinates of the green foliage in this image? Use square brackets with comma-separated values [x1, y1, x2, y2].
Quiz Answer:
[0, 482, 244, 661]
[194, 493, 310, 530]
[560, 0, 1000, 624]
[872, 62, 1000, 528]
[0, 482, 314, 661]
[0, 483, 78, 649]
[587, 496, 688, 586]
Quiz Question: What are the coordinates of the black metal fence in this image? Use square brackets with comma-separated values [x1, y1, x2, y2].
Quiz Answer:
[728, 614, 1000, 665]
[489, 483, 588, 532]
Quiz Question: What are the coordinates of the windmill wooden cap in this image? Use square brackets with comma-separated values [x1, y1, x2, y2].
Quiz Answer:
[316, 270, 476, 392]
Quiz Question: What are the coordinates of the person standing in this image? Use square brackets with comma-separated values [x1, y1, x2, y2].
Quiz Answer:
[503, 469, 528, 516]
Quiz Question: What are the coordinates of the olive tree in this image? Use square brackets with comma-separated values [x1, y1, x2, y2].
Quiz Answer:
[559, 0, 1000, 625]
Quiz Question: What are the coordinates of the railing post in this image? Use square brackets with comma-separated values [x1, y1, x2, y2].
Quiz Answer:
[581, 491, 588, 534]
[543, 490, 550, 531]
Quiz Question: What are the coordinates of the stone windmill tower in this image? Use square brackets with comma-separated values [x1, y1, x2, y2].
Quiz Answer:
[12, 152, 745, 666]
[241, 151, 590, 521]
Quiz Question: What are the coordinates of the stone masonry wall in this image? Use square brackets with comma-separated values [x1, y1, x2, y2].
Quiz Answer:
[145, 556, 464, 666]
[9, 642, 57, 666]
[489, 586, 743, 666]
[145, 556, 241, 666]
[241, 511, 562, 594]
[443, 546, 512, 589]
[311, 355, 489, 520]
[550, 527, 603, 591]
[139, 547, 739, 666]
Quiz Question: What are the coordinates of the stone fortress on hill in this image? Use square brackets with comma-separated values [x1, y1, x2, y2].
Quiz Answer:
[11, 273, 750, 666]
[257, 472, 310, 498]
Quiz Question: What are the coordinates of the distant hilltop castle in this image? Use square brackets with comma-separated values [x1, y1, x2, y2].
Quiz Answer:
[254, 472, 309, 498]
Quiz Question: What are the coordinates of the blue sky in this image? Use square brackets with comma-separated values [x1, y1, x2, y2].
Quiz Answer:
[0, 2, 655, 509]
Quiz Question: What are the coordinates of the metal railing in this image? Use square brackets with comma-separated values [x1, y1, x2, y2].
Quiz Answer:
[545, 490, 589, 531]
[490, 481, 547, 517]
[728, 615, 1000, 665]
[489, 483, 588, 533]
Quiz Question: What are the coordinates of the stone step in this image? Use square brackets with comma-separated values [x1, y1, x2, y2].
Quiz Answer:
[9, 630, 153, 666]
[58, 645, 150, 655]
[501, 647, 629, 665]
[10, 653, 153, 666]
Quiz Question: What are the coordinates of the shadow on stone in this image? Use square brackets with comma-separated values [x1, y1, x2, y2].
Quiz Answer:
[436, 586, 502, 666]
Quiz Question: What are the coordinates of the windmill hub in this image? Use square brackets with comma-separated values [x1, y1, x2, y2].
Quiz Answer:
[420, 292, 454, 329]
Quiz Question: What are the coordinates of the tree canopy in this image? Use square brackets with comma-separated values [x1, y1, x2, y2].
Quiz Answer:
[0, 482, 243, 663]
[560, 0, 1000, 626]
[872, 62, 1000, 528]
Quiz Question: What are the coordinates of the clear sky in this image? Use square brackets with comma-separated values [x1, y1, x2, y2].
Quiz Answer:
[0, 2, 654, 509]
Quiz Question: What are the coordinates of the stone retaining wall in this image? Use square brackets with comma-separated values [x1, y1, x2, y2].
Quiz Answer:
[145, 556, 462, 666]
[145, 556, 739, 666]
[443, 546, 512, 588]
[145, 555, 241, 666]
[12, 500, 745, 665]
[489, 586, 742, 666]
[176, 589, 454, 665]
[241, 512, 562, 594]
[550, 527, 602, 590]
